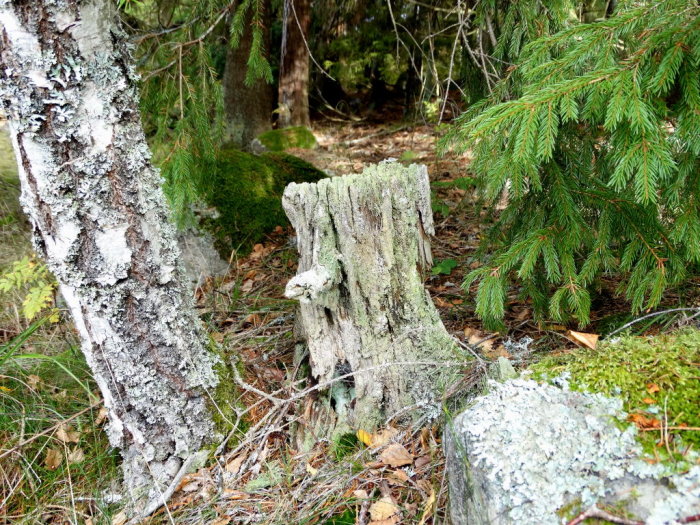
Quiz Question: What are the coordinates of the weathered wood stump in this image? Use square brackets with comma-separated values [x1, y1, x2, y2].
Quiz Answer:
[283, 162, 456, 432]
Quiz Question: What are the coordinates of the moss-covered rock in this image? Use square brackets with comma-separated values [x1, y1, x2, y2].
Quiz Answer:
[256, 126, 317, 151]
[530, 329, 700, 452]
[201, 147, 326, 255]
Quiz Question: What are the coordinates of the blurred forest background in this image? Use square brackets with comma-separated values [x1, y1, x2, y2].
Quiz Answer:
[1, 0, 699, 523]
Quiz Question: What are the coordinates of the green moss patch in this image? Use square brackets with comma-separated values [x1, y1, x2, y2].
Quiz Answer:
[257, 126, 317, 151]
[531, 329, 700, 453]
[202, 147, 326, 255]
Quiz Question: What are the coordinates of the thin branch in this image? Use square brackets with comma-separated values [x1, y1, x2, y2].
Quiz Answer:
[605, 307, 700, 339]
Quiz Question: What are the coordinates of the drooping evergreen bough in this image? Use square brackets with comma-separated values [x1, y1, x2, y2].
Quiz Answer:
[446, 0, 700, 329]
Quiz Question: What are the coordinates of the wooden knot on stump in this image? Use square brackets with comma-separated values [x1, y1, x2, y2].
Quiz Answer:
[283, 162, 457, 433]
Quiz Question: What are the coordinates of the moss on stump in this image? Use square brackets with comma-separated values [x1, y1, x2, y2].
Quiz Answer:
[257, 126, 317, 151]
[202, 147, 326, 255]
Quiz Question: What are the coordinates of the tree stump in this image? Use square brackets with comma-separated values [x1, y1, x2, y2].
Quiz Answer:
[283, 162, 456, 432]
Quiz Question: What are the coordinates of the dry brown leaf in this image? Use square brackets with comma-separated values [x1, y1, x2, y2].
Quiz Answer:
[95, 406, 108, 426]
[225, 455, 246, 475]
[418, 483, 436, 525]
[642, 397, 656, 404]
[353, 489, 369, 499]
[222, 489, 248, 500]
[211, 332, 225, 343]
[369, 517, 400, 525]
[647, 383, 661, 394]
[387, 469, 410, 484]
[45, 448, 63, 470]
[85, 518, 94, 525]
[56, 424, 81, 443]
[211, 518, 231, 525]
[414, 455, 431, 469]
[568, 330, 599, 350]
[369, 496, 399, 521]
[379, 443, 413, 467]
[244, 269, 257, 280]
[27, 374, 41, 388]
[241, 280, 254, 293]
[628, 413, 660, 429]
[370, 426, 399, 447]
[67, 447, 85, 464]
[111, 511, 127, 525]
[305, 462, 318, 476]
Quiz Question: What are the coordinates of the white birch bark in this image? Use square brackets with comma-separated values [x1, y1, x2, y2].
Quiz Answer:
[0, 0, 220, 509]
[283, 162, 457, 432]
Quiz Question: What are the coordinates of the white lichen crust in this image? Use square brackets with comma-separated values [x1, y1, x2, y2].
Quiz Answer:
[0, 0, 219, 506]
[283, 162, 456, 431]
[445, 378, 700, 524]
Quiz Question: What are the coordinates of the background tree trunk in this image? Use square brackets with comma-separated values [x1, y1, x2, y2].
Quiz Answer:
[278, 0, 311, 128]
[222, 0, 274, 149]
[0, 0, 220, 510]
[283, 162, 456, 432]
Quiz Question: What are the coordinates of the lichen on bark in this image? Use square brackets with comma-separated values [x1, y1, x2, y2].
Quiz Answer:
[283, 161, 457, 432]
[0, 0, 221, 510]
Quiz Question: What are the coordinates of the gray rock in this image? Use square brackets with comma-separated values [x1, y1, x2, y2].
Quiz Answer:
[176, 228, 229, 287]
[444, 378, 700, 524]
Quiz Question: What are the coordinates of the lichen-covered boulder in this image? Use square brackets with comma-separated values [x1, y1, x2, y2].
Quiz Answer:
[255, 126, 317, 151]
[201, 147, 326, 255]
[444, 378, 700, 524]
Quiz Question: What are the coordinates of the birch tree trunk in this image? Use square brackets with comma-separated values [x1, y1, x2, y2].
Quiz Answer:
[283, 162, 456, 432]
[0, 0, 220, 510]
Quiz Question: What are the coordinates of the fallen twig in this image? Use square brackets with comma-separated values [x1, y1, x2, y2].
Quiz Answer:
[566, 504, 643, 525]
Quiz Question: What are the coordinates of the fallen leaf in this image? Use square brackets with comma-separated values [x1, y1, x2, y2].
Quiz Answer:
[379, 443, 413, 467]
[27, 374, 42, 388]
[222, 489, 248, 500]
[225, 455, 245, 475]
[369, 496, 399, 521]
[305, 462, 318, 476]
[67, 447, 85, 464]
[45, 448, 63, 470]
[111, 511, 127, 525]
[370, 426, 399, 447]
[241, 280, 254, 293]
[434, 297, 451, 308]
[56, 424, 80, 443]
[414, 455, 431, 469]
[357, 429, 373, 446]
[647, 383, 661, 394]
[211, 518, 231, 525]
[211, 332, 225, 343]
[369, 517, 400, 525]
[0, 386, 11, 392]
[387, 469, 410, 484]
[642, 397, 656, 404]
[628, 413, 660, 429]
[244, 269, 257, 280]
[95, 407, 108, 425]
[568, 330, 599, 350]
[417, 484, 436, 525]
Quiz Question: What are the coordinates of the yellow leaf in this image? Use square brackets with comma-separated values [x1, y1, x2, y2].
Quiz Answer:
[111, 511, 127, 525]
[305, 462, 318, 476]
[0, 386, 11, 392]
[357, 429, 373, 446]
[642, 397, 656, 404]
[567, 330, 599, 350]
[378, 443, 413, 467]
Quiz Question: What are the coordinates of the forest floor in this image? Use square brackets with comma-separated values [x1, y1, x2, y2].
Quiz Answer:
[1, 115, 699, 524]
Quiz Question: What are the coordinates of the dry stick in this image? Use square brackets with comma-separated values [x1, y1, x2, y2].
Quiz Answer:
[566, 505, 643, 525]
[680, 515, 700, 524]
[605, 307, 700, 339]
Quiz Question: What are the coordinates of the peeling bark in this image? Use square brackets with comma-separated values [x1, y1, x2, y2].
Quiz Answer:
[0, 0, 220, 509]
[283, 162, 456, 431]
